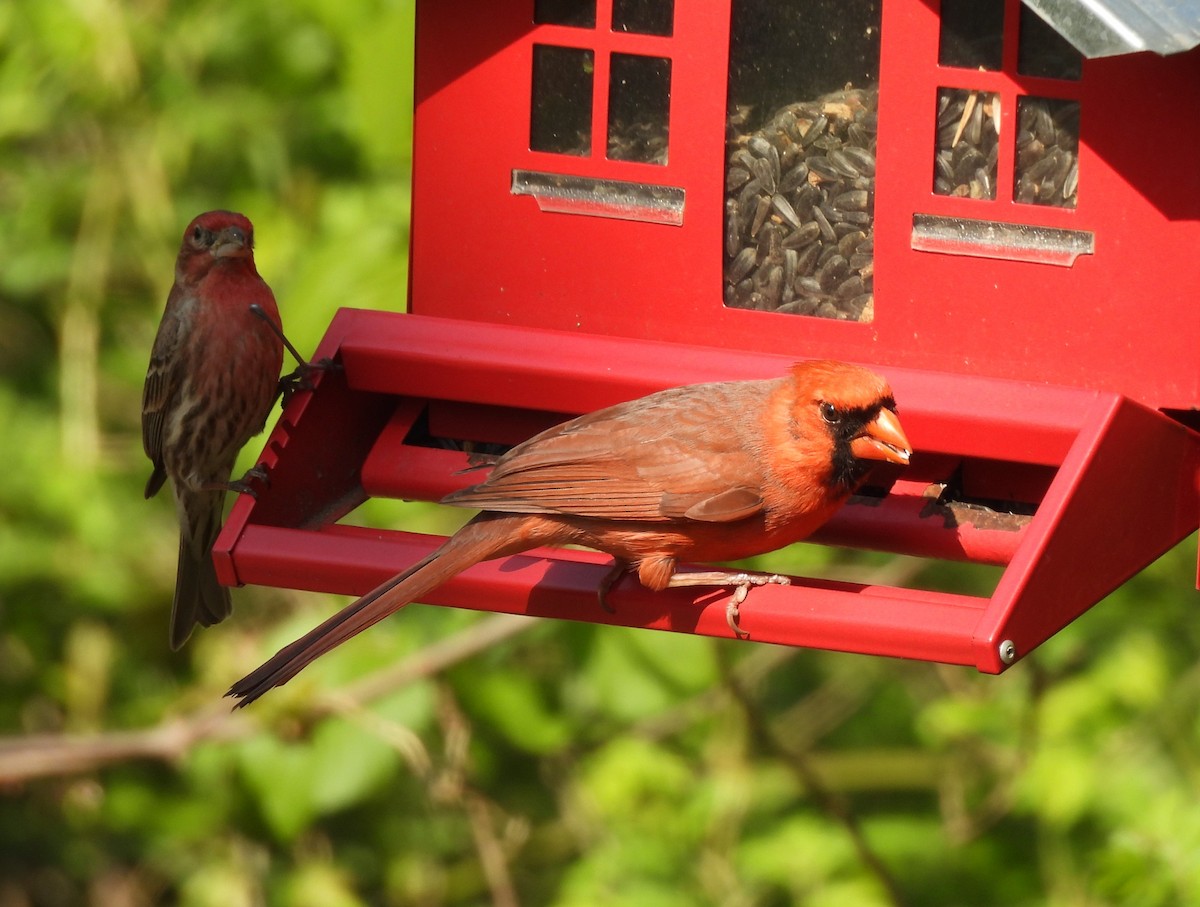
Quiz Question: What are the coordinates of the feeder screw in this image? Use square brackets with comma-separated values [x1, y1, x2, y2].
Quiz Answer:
[998, 639, 1017, 665]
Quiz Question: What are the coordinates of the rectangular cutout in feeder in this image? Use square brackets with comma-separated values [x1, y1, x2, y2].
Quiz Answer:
[911, 213, 1094, 265]
[511, 169, 686, 224]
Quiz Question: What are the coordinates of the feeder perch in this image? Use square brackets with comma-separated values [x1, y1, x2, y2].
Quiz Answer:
[215, 0, 1200, 672]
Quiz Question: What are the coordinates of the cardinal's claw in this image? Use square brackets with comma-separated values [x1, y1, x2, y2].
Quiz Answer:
[597, 560, 632, 614]
[727, 584, 750, 639]
[725, 573, 790, 639]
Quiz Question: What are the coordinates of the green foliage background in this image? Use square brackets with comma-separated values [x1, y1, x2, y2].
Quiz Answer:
[1, 1, 1198, 904]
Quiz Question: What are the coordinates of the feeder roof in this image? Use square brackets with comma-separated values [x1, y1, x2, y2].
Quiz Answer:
[1023, 0, 1200, 57]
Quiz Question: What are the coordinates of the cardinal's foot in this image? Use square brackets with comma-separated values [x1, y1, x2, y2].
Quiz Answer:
[664, 569, 791, 639]
[724, 573, 791, 640]
[597, 559, 633, 614]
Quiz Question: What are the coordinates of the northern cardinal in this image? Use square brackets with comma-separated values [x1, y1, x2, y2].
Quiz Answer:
[143, 211, 285, 649]
[228, 360, 910, 706]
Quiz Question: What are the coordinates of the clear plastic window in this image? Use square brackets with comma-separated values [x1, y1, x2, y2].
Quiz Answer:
[530, 45, 595, 156]
[1018, 5, 1083, 80]
[939, 0, 1004, 70]
[723, 0, 881, 321]
[930, 5, 1081, 214]
[607, 54, 671, 164]
[612, 0, 674, 36]
[933, 88, 1001, 199]
[534, 0, 596, 29]
[1014, 97, 1080, 208]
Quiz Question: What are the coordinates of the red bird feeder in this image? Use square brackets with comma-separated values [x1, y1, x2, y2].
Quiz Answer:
[215, 0, 1200, 673]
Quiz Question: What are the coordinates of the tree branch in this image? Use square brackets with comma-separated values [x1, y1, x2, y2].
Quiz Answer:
[0, 613, 539, 785]
[719, 652, 910, 907]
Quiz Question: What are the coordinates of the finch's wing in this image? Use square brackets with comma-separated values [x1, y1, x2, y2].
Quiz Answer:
[441, 380, 772, 523]
[142, 289, 189, 491]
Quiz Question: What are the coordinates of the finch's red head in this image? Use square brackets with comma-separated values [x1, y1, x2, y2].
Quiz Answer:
[176, 210, 257, 283]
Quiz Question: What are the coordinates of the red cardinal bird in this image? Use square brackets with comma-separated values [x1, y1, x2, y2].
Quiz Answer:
[143, 211, 285, 649]
[228, 360, 910, 706]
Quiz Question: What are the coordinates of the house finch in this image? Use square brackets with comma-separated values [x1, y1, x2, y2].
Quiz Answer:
[143, 211, 284, 649]
[228, 360, 910, 705]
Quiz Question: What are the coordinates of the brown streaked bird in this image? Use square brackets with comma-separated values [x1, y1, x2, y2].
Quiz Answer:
[143, 211, 284, 649]
[228, 360, 911, 706]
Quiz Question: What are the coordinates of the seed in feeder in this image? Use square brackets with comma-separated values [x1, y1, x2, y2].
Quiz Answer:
[828, 149, 861, 178]
[750, 195, 772, 237]
[771, 194, 802, 229]
[811, 205, 836, 242]
[801, 115, 828, 147]
[725, 199, 741, 258]
[795, 276, 824, 297]
[729, 246, 758, 283]
[841, 146, 876, 177]
[806, 155, 841, 182]
[833, 189, 869, 211]
[748, 135, 773, 157]
[837, 275, 867, 299]
[794, 241, 822, 277]
[815, 254, 850, 292]
[781, 221, 821, 250]
[838, 230, 867, 258]
[779, 162, 810, 193]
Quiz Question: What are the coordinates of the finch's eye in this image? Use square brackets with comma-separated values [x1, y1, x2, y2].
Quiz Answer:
[820, 402, 841, 425]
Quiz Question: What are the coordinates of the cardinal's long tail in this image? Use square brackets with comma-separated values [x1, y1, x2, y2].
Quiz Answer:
[226, 513, 543, 707]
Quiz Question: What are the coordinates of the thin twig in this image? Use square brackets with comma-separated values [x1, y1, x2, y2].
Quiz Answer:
[720, 652, 909, 907]
[0, 612, 540, 785]
[0, 707, 243, 785]
[326, 613, 537, 712]
[0, 556, 923, 787]
[434, 690, 522, 907]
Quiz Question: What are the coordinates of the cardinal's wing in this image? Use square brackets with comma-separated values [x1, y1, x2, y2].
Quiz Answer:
[442, 380, 773, 523]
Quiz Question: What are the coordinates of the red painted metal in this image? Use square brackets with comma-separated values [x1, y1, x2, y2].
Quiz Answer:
[214, 0, 1200, 672]
[214, 312, 1199, 672]
[410, 0, 1200, 409]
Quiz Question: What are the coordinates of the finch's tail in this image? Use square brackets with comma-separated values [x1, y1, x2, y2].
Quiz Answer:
[226, 513, 537, 707]
[171, 489, 232, 650]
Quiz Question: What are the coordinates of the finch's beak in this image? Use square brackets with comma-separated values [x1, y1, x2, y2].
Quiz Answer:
[850, 408, 912, 465]
[212, 226, 250, 259]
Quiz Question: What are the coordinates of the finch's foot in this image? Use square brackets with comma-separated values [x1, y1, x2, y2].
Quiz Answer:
[225, 463, 272, 498]
[248, 302, 342, 407]
[278, 358, 339, 407]
[666, 570, 791, 640]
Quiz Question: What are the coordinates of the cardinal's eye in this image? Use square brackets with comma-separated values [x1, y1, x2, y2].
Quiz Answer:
[820, 402, 841, 425]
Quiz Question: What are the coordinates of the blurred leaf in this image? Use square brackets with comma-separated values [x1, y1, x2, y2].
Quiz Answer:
[582, 628, 717, 723]
[236, 714, 403, 840]
[282, 860, 366, 907]
[308, 716, 403, 814]
[737, 814, 857, 890]
[458, 670, 573, 755]
[236, 734, 322, 840]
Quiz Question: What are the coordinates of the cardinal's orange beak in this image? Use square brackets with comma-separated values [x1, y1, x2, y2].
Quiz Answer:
[850, 408, 912, 466]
